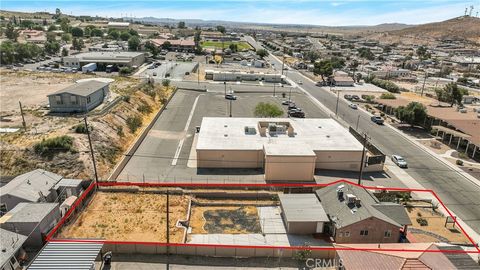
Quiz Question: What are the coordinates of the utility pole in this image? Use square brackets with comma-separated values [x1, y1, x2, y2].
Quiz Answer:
[421, 71, 427, 97]
[335, 90, 340, 116]
[358, 133, 368, 185]
[229, 99, 232, 117]
[281, 47, 286, 75]
[84, 116, 98, 184]
[19, 101, 26, 131]
[288, 87, 292, 103]
[166, 189, 170, 255]
[224, 81, 227, 96]
[197, 64, 200, 85]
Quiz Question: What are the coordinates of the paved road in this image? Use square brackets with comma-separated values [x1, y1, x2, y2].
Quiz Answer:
[245, 37, 480, 236]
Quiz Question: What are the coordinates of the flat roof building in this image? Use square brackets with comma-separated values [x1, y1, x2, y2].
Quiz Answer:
[47, 80, 110, 113]
[63, 51, 145, 70]
[196, 117, 365, 181]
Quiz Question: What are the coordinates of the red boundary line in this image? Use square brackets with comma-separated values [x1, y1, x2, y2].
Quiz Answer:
[48, 179, 480, 254]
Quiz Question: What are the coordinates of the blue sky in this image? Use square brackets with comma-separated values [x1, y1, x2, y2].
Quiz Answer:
[1, 0, 478, 26]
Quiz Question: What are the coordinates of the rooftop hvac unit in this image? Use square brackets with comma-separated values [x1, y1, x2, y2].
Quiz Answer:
[346, 194, 357, 204]
[244, 126, 256, 135]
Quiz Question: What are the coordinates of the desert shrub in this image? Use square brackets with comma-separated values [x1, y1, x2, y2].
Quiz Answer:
[33, 135, 75, 158]
[116, 126, 124, 137]
[119, 66, 133, 75]
[456, 159, 464, 166]
[73, 123, 90, 134]
[126, 115, 142, 133]
[370, 78, 403, 93]
[137, 103, 152, 114]
[122, 95, 131, 103]
[416, 217, 428, 226]
[380, 93, 396, 99]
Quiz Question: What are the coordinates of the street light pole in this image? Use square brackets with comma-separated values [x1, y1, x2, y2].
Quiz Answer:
[229, 99, 232, 117]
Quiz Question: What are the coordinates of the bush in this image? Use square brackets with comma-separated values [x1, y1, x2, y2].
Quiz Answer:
[33, 135, 75, 158]
[123, 95, 131, 103]
[363, 95, 375, 103]
[416, 217, 428, 226]
[126, 116, 142, 133]
[380, 93, 396, 99]
[137, 104, 152, 114]
[369, 78, 403, 93]
[456, 159, 464, 166]
[254, 102, 283, 118]
[119, 66, 133, 75]
[73, 123, 90, 134]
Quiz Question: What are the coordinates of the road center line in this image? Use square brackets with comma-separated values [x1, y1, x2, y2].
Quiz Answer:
[172, 94, 201, 166]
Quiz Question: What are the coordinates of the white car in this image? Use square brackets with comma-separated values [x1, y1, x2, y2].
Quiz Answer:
[391, 155, 408, 168]
[297, 80, 303, 85]
[349, 103, 358, 109]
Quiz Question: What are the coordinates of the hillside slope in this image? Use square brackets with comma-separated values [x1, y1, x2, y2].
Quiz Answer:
[369, 16, 480, 45]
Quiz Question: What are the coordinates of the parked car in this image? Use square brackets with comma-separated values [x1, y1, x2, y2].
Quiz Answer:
[349, 103, 358, 109]
[371, 115, 384, 125]
[282, 100, 293, 105]
[289, 110, 305, 118]
[391, 155, 408, 168]
[351, 95, 360, 101]
[288, 103, 297, 109]
[152, 72, 157, 76]
[148, 65, 155, 69]
[225, 94, 237, 100]
[297, 80, 303, 85]
[344, 94, 352, 100]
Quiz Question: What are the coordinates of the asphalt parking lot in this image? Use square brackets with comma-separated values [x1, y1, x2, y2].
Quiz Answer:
[116, 88, 328, 183]
[141, 61, 197, 80]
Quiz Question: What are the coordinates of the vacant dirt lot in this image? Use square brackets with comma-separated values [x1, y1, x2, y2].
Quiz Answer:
[190, 205, 261, 234]
[59, 192, 189, 242]
[0, 70, 92, 112]
[407, 207, 470, 244]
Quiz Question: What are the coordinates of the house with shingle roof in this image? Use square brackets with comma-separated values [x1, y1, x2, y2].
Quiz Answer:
[316, 183, 412, 244]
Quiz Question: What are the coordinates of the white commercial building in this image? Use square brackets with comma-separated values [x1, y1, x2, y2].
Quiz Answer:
[63, 51, 145, 70]
[196, 117, 368, 181]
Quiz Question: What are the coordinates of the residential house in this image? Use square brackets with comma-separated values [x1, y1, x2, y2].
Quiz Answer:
[333, 71, 354, 87]
[0, 228, 27, 270]
[47, 80, 110, 113]
[316, 183, 412, 244]
[279, 194, 329, 234]
[0, 169, 62, 214]
[0, 203, 61, 247]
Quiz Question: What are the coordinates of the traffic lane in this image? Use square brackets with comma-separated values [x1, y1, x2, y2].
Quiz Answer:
[116, 90, 202, 181]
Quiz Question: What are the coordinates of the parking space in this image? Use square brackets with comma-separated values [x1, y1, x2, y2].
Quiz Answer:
[116, 88, 328, 183]
[140, 61, 197, 80]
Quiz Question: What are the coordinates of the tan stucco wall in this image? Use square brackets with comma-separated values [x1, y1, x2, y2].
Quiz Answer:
[264, 155, 316, 181]
[196, 150, 264, 168]
[335, 217, 401, 244]
[314, 150, 363, 171]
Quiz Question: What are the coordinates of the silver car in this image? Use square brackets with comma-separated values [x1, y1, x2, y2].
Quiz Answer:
[391, 155, 408, 168]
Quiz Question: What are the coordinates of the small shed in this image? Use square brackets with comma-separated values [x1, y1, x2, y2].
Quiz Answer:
[279, 193, 329, 234]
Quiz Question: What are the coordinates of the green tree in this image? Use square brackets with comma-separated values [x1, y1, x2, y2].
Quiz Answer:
[357, 47, 375, 60]
[216, 25, 226, 34]
[90, 28, 103, 37]
[70, 27, 83, 37]
[162, 79, 171, 87]
[47, 24, 57, 31]
[329, 56, 345, 69]
[161, 41, 172, 50]
[120, 31, 131, 41]
[229, 43, 238, 52]
[435, 83, 467, 107]
[5, 23, 19, 41]
[128, 36, 141, 51]
[395, 102, 427, 127]
[44, 41, 60, 54]
[128, 29, 138, 36]
[61, 33, 72, 42]
[108, 29, 120, 40]
[177, 21, 186, 29]
[144, 41, 159, 57]
[349, 59, 359, 79]
[256, 49, 268, 58]
[254, 102, 283, 118]
[313, 60, 333, 82]
[305, 51, 320, 63]
[61, 47, 69, 56]
[194, 29, 202, 53]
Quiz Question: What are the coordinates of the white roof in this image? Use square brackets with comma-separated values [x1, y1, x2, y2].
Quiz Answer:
[197, 117, 363, 152]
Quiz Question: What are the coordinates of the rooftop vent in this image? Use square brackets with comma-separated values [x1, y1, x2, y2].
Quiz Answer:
[346, 194, 357, 204]
[224, 134, 228, 137]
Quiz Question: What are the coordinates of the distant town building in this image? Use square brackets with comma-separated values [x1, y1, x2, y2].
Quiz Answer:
[205, 70, 285, 83]
[107, 21, 130, 29]
[47, 80, 110, 113]
[150, 38, 195, 52]
[63, 51, 145, 70]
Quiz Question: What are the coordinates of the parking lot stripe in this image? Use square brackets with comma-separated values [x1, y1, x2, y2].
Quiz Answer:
[172, 94, 201, 166]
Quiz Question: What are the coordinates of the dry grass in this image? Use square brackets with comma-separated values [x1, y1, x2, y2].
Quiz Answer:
[59, 192, 189, 243]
